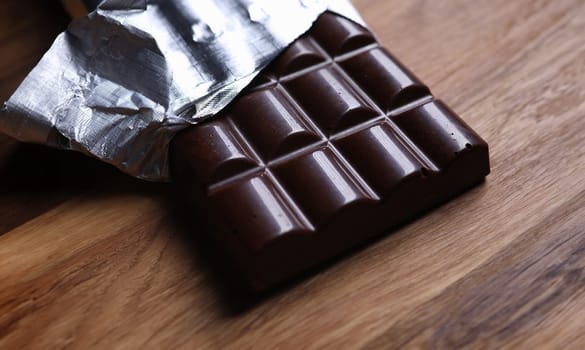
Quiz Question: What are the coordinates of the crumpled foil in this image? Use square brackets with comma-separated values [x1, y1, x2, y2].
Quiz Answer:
[0, 0, 364, 181]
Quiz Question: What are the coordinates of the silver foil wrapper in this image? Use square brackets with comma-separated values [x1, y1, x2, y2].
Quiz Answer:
[0, 0, 363, 181]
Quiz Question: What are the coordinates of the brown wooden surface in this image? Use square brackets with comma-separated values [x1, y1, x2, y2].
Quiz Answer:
[1, 0, 585, 349]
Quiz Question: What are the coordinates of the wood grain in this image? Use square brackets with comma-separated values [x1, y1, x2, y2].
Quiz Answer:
[1, 0, 585, 349]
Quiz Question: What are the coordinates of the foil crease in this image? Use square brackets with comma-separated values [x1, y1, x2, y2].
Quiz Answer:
[0, 0, 364, 181]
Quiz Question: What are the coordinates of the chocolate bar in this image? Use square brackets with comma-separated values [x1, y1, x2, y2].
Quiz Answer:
[171, 13, 490, 291]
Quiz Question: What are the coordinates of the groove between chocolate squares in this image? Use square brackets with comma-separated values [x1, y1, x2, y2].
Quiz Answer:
[207, 94, 435, 194]
[248, 42, 381, 89]
[204, 27, 440, 196]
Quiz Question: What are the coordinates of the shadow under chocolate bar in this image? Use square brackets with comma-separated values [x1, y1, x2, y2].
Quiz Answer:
[171, 13, 490, 292]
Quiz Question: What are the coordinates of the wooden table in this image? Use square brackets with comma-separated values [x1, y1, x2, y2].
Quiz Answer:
[1, 0, 585, 348]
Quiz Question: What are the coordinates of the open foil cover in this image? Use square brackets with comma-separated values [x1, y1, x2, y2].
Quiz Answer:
[0, 0, 363, 181]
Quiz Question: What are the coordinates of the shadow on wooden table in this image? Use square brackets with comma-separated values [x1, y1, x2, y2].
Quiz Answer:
[0, 136, 158, 233]
[0, 135, 281, 314]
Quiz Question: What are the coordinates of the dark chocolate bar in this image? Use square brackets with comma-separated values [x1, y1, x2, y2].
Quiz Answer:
[171, 13, 490, 291]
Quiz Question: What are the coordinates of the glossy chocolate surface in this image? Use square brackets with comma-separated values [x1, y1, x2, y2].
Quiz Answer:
[171, 13, 490, 291]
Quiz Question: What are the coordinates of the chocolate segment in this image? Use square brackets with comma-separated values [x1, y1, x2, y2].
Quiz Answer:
[171, 13, 490, 291]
